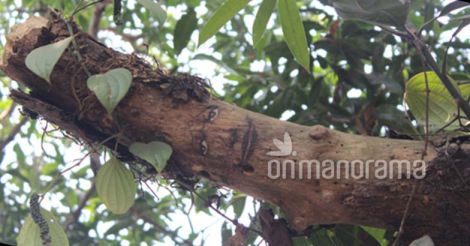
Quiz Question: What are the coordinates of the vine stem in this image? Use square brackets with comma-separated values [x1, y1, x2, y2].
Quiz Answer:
[405, 27, 470, 120]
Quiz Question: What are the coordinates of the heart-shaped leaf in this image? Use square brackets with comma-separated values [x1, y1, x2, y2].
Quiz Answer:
[25, 36, 74, 83]
[137, 0, 167, 24]
[129, 141, 172, 173]
[404, 71, 463, 132]
[96, 157, 136, 214]
[17, 209, 69, 246]
[87, 68, 132, 114]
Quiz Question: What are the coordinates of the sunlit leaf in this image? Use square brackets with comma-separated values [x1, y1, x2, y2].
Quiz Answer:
[25, 36, 74, 83]
[404, 71, 464, 132]
[137, 0, 167, 24]
[96, 157, 136, 214]
[253, 0, 277, 46]
[17, 209, 69, 246]
[174, 8, 198, 55]
[129, 141, 172, 173]
[198, 0, 250, 46]
[329, 0, 410, 27]
[87, 68, 132, 114]
[278, 0, 310, 71]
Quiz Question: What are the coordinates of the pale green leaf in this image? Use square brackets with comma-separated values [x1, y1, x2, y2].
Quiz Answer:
[87, 68, 132, 114]
[174, 8, 198, 55]
[329, 0, 410, 27]
[278, 0, 310, 71]
[252, 0, 277, 46]
[25, 36, 74, 83]
[404, 71, 464, 132]
[96, 157, 136, 214]
[17, 209, 69, 246]
[198, 0, 250, 46]
[129, 141, 172, 173]
[409, 235, 434, 246]
[137, 0, 167, 24]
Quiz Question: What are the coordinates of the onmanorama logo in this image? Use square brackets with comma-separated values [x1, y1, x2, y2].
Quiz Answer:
[267, 132, 427, 180]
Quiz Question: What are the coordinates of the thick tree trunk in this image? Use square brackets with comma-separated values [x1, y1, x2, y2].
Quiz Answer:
[1, 14, 469, 245]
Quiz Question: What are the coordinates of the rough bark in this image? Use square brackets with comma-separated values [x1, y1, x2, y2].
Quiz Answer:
[1, 13, 469, 245]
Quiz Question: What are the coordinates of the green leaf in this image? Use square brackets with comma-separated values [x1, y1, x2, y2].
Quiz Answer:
[17, 209, 69, 246]
[252, 0, 277, 46]
[198, 0, 250, 46]
[174, 8, 198, 55]
[361, 226, 387, 246]
[87, 68, 132, 114]
[137, 0, 167, 24]
[231, 195, 246, 217]
[96, 157, 136, 214]
[129, 141, 172, 172]
[404, 71, 462, 132]
[375, 105, 420, 137]
[329, 0, 410, 27]
[278, 0, 310, 72]
[25, 36, 74, 83]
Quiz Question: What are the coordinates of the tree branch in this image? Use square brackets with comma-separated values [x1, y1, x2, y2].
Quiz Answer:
[88, 0, 111, 38]
[1, 14, 469, 244]
[0, 117, 28, 152]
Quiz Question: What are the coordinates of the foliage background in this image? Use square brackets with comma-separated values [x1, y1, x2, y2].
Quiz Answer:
[0, 0, 469, 245]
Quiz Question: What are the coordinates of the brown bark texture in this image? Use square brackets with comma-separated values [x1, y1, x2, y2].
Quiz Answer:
[1, 13, 469, 245]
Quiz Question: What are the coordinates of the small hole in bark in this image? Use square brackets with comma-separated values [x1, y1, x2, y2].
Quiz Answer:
[242, 164, 255, 173]
[12, 45, 18, 53]
[198, 171, 210, 178]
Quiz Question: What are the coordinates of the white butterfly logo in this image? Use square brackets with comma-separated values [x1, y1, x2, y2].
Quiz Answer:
[267, 132, 296, 156]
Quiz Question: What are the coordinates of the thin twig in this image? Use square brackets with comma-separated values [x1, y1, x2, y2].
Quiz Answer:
[65, 183, 96, 231]
[130, 208, 194, 246]
[0, 117, 28, 152]
[392, 183, 418, 246]
[88, 0, 111, 38]
[406, 27, 470, 119]
[0, 102, 16, 123]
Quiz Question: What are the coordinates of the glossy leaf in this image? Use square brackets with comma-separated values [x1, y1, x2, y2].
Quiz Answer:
[17, 209, 69, 246]
[198, 0, 250, 46]
[278, 0, 310, 72]
[252, 0, 276, 46]
[129, 141, 172, 172]
[330, 0, 410, 27]
[137, 0, 167, 24]
[375, 105, 420, 137]
[25, 36, 74, 83]
[404, 71, 462, 132]
[174, 8, 198, 55]
[96, 157, 136, 214]
[87, 68, 132, 114]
